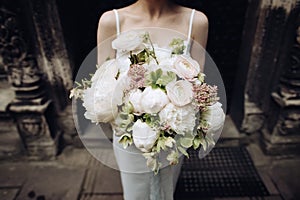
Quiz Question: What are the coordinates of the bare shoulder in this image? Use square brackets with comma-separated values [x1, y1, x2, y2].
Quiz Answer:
[97, 10, 117, 43]
[98, 10, 116, 31]
[193, 10, 209, 30]
[191, 10, 209, 48]
[177, 7, 208, 27]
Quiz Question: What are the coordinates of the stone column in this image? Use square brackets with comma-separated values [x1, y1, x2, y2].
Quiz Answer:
[27, 0, 78, 145]
[231, 0, 299, 133]
[0, 5, 60, 159]
[262, 7, 300, 154]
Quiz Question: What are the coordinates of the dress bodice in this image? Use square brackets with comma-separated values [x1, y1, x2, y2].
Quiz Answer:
[113, 8, 195, 56]
[111, 9, 196, 174]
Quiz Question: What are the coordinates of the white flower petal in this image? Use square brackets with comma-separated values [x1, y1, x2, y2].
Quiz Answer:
[141, 87, 169, 113]
[132, 120, 158, 152]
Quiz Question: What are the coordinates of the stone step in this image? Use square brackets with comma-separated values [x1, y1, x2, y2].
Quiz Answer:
[0, 80, 14, 116]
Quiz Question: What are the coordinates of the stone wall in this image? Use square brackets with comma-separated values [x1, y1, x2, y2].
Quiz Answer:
[231, 0, 300, 155]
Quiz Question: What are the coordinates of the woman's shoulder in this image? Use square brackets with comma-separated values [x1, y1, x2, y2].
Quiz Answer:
[192, 10, 209, 48]
[193, 10, 208, 28]
[98, 10, 116, 30]
[97, 10, 119, 42]
[176, 6, 208, 47]
[177, 6, 208, 24]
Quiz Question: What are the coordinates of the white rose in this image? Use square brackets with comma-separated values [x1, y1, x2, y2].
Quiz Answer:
[174, 55, 201, 79]
[166, 80, 193, 107]
[132, 120, 158, 152]
[112, 31, 144, 52]
[128, 89, 144, 113]
[207, 102, 225, 135]
[159, 103, 196, 135]
[82, 60, 120, 123]
[141, 87, 169, 113]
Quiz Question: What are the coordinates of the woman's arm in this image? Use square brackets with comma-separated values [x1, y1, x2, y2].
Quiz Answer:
[191, 11, 209, 72]
[97, 11, 117, 64]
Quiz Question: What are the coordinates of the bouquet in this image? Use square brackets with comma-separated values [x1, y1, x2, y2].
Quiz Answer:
[70, 31, 225, 173]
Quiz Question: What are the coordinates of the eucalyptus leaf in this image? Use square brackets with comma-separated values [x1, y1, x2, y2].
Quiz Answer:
[180, 137, 193, 148]
[200, 138, 208, 151]
[193, 137, 201, 149]
[118, 134, 133, 149]
[178, 146, 189, 158]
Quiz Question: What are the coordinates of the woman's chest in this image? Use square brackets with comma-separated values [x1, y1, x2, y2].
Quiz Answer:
[119, 15, 190, 38]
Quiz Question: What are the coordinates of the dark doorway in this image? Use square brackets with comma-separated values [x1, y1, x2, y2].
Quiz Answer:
[56, 0, 249, 111]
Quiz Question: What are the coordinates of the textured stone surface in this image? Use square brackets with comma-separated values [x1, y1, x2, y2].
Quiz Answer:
[0, 188, 19, 200]
[269, 159, 300, 200]
[0, 120, 23, 159]
[0, 81, 14, 114]
[0, 163, 32, 187]
[81, 157, 122, 195]
[80, 195, 123, 200]
[16, 165, 85, 200]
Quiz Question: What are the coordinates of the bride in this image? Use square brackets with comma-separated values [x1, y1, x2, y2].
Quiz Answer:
[97, 0, 208, 199]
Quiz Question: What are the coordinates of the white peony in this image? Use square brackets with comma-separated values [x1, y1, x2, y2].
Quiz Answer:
[173, 55, 201, 79]
[166, 80, 193, 107]
[206, 102, 225, 135]
[159, 103, 196, 135]
[140, 87, 169, 114]
[128, 89, 144, 113]
[92, 60, 118, 82]
[154, 48, 172, 63]
[112, 30, 144, 52]
[82, 60, 120, 123]
[198, 102, 225, 159]
[113, 74, 130, 106]
[132, 120, 158, 152]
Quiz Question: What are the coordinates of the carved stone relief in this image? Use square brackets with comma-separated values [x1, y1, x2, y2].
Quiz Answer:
[0, 6, 59, 159]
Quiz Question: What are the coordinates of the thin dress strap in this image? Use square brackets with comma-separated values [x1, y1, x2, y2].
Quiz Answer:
[113, 9, 120, 36]
[185, 9, 195, 55]
[187, 9, 195, 42]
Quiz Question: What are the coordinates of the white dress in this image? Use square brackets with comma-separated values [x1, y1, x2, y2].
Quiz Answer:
[112, 9, 196, 200]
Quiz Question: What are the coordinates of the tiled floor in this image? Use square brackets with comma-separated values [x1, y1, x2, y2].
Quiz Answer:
[0, 116, 299, 200]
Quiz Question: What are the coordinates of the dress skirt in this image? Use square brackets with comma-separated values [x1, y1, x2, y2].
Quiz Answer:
[113, 134, 183, 200]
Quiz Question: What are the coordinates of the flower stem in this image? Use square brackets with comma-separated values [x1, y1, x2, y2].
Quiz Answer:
[146, 32, 159, 65]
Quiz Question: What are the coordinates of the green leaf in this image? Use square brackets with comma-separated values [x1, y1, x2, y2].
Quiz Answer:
[118, 133, 133, 149]
[193, 137, 201, 149]
[205, 135, 216, 147]
[169, 38, 185, 55]
[199, 138, 208, 151]
[156, 138, 166, 153]
[180, 137, 193, 148]
[167, 151, 179, 165]
[145, 69, 166, 89]
[75, 81, 82, 86]
[178, 146, 189, 158]
[198, 73, 205, 83]
[156, 71, 176, 86]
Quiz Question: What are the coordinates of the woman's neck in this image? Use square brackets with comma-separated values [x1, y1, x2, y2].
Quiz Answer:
[133, 0, 176, 20]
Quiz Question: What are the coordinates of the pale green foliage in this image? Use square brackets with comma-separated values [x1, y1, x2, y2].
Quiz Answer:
[145, 69, 176, 90]
[179, 137, 194, 148]
[115, 103, 135, 133]
[118, 133, 133, 149]
[169, 38, 186, 55]
[178, 146, 189, 158]
[143, 113, 160, 128]
[167, 150, 179, 165]
[69, 74, 93, 99]
[198, 73, 206, 83]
